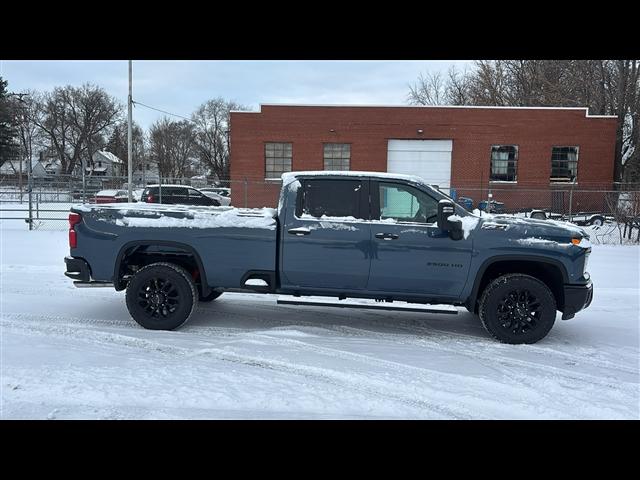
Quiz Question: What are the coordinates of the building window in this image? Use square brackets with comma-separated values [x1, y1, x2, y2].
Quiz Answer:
[265, 142, 292, 179]
[550, 146, 579, 183]
[323, 143, 351, 171]
[490, 145, 518, 182]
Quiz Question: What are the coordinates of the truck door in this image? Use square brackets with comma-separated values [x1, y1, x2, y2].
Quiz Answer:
[366, 180, 473, 298]
[281, 178, 372, 290]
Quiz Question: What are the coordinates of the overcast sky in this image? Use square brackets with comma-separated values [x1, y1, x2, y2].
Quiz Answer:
[0, 60, 472, 129]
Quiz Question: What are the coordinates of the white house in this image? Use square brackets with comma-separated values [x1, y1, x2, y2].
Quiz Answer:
[88, 150, 124, 177]
[1, 156, 50, 177]
[132, 159, 160, 185]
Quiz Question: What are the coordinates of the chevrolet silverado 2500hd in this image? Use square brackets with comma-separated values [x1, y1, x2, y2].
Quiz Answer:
[64, 171, 593, 344]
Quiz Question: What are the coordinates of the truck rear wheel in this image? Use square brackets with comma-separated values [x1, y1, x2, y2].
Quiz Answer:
[125, 262, 197, 330]
[478, 274, 556, 344]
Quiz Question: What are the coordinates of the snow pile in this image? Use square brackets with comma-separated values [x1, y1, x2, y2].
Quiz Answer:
[115, 208, 277, 230]
[447, 214, 479, 239]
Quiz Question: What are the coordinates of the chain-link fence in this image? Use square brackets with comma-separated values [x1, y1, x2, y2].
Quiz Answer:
[1, 173, 639, 244]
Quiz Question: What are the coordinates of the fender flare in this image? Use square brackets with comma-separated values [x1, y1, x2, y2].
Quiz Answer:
[466, 254, 570, 309]
[113, 240, 210, 297]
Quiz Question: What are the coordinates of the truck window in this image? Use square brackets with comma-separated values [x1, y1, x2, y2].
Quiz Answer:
[296, 179, 364, 219]
[378, 182, 439, 224]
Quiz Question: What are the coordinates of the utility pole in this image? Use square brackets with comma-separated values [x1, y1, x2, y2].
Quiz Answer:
[127, 60, 133, 202]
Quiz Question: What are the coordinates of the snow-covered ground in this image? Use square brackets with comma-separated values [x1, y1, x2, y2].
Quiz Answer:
[1, 229, 638, 419]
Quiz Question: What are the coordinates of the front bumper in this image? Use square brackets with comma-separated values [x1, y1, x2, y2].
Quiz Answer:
[561, 281, 593, 320]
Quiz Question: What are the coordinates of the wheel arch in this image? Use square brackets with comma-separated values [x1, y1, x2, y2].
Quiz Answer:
[114, 240, 211, 297]
[467, 255, 569, 313]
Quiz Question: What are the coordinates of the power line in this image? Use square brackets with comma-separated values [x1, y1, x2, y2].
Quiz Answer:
[132, 100, 195, 123]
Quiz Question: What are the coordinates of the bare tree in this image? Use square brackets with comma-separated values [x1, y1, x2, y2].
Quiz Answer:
[407, 72, 447, 105]
[408, 60, 640, 183]
[13, 91, 43, 174]
[446, 66, 472, 105]
[149, 117, 197, 179]
[191, 98, 248, 180]
[30, 84, 122, 174]
[105, 120, 147, 176]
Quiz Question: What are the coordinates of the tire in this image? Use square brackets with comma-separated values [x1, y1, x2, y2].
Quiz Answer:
[588, 215, 604, 226]
[125, 262, 197, 330]
[478, 273, 557, 344]
[199, 291, 223, 302]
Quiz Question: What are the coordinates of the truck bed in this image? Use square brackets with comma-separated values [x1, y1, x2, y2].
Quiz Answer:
[70, 203, 278, 288]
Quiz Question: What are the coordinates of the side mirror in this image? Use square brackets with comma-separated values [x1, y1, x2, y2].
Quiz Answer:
[437, 199, 464, 240]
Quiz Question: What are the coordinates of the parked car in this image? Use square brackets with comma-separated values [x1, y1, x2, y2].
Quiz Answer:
[71, 181, 103, 200]
[456, 196, 474, 211]
[131, 188, 145, 202]
[477, 200, 505, 214]
[94, 189, 129, 204]
[199, 187, 231, 206]
[65, 171, 593, 345]
[141, 185, 220, 206]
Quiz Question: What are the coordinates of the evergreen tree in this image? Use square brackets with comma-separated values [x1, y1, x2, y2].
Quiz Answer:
[0, 76, 20, 167]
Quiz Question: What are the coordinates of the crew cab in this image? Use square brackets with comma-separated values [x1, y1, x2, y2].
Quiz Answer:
[64, 171, 593, 344]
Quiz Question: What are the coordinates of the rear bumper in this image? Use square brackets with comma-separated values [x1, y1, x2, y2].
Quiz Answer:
[561, 281, 593, 320]
[64, 256, 91, 282]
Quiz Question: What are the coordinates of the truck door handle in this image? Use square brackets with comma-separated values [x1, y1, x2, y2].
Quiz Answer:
[375, 232, 399, 240]
[288, 227, 311, 236]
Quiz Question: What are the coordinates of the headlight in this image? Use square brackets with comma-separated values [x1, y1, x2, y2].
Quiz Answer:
[571, 237, 592, 248]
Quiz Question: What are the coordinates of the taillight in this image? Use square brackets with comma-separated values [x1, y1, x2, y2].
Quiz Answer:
[69, 212, 81, 248]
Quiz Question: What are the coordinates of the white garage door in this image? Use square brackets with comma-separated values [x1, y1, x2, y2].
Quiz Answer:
[387, 139, 453, 188]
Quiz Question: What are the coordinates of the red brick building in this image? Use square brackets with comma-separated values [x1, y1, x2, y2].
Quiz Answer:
[229, 104, 617, 210]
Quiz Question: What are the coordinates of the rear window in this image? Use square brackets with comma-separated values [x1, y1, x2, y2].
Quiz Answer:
[296, 179, 364, 219]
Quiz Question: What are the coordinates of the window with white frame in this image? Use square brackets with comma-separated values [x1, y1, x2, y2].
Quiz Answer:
[490, 145, 518, 182]
[550, 146, 579, 183]
[265, 142, 292, 179]
[323, 143, 351, 171]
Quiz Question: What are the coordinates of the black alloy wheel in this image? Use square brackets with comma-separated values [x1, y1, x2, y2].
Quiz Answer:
[496, 288, 542, 335]
[479, 273, 556, 344]
[126, 262, 197, 330]
[138, 277, 180, 318]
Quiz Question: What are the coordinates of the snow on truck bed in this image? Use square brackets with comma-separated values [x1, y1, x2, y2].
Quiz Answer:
[74, 203, 277, 230]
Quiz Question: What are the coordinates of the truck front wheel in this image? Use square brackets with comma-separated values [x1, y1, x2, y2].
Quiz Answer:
[478, 274, 556, 344]
[125, 262, 197, 330]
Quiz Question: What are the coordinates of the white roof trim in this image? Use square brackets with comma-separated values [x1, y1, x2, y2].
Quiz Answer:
[231, 103, 617, 119]
[281, 170, 429, 186]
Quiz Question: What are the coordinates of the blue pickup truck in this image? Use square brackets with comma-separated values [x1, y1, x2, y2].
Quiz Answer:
[65, 171, 593, 344]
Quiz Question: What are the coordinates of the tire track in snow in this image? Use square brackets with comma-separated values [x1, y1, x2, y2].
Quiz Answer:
[5, 276, 632, 377]
[0, 315, 470, 419]
[239, 330, 637, 417]
[193, 301, 639, 379]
